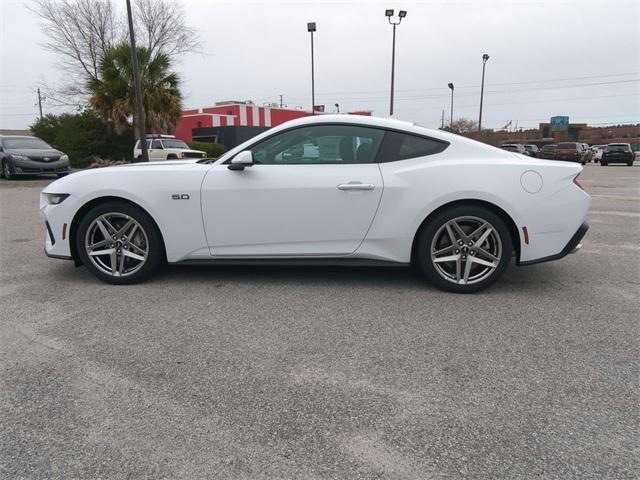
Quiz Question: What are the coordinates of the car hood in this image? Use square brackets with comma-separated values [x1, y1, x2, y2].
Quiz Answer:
[8, 148, 65, 157]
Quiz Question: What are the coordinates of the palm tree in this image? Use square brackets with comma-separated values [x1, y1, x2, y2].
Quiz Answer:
[87, 43, 182, 135]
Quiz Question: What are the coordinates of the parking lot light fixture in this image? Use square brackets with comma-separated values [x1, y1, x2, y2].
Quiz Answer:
[307, 22, 317, 115]
[478, 53, 490, 132]
[448, 83, 454, 130]
[386, 8, 407, 116]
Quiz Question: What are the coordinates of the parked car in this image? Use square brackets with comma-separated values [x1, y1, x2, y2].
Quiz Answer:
[523, 144, 539, 157]
[590, 145, 605, 163]
[500, 144, 529, 155]
[580, 143, 593, 163]
[538, 144, 557, 159]
[133, 135, 206, 161]
[601, 143, 634, 166]
[555, 142, 586, 164]
[41, 115, 590, 293]
[0, 135, 71, 180]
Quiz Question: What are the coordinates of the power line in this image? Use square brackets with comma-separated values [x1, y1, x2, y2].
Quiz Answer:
[314, 79, 640, 104]
[261, 71, 640, 99]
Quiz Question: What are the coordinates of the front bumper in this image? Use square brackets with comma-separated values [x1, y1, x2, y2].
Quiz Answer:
[519, 222, 589, 266]
[13, 157, 70, 175]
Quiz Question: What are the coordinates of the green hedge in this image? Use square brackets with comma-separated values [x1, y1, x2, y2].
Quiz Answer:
[186, 141, 227, 158]
[30, 110, 134, 168]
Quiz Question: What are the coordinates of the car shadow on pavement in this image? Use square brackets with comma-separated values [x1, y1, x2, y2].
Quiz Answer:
[156, 261, 561, 295]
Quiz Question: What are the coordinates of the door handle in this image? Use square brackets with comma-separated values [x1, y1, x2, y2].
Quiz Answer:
[337, 182, 375, 191]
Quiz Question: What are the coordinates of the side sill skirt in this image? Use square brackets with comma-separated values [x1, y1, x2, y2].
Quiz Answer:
[174, 258, 410, 268]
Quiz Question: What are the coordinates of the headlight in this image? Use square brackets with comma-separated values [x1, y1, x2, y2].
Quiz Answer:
[12, 155, 29, 161]
[60, 154, 69, 162]
[44, 193, 70, 205]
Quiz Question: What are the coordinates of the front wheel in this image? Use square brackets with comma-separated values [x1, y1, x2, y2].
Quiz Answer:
[76, 201, 165, 284]
[2, 161, 13, 180]
[416, 205, 513, 293]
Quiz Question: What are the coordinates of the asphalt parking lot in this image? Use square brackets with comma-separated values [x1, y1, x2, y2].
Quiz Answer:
[1, 164, 638, 479]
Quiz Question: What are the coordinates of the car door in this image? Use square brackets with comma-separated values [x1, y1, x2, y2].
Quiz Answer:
[149, 139, 164, 161]
[200, 124, 385, 256]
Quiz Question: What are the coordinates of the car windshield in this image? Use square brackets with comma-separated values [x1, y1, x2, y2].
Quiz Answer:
[3, 137, 52, 149]
[162, 139, 189, 149]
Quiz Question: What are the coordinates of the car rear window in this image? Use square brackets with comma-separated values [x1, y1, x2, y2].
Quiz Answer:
[557, 143, 577, 150]
[377, 131, 449, 162]
[607, 144, 631, 151]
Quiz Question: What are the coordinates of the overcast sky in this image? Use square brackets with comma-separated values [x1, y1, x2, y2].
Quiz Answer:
[1, 0, 639, 130]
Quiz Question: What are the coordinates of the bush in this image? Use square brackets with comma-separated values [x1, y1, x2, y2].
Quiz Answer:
[87, 157, 128, 168]
[30, 110, 134, 168]
[187, 141, 227, 158]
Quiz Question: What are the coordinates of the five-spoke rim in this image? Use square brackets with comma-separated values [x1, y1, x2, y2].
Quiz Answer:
[84, 213, 148, 277]
[430, 216, 502, 285]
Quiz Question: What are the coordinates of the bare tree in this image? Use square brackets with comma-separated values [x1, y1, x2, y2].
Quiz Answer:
[30, 0, 118, 82]
[29, 0, 200, 106]
[134, 0, 201, 58]
[448, 118, 479, 134]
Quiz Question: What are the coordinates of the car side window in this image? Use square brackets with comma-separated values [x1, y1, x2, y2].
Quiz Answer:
[377, 131, 449, 162]
[249, 125, 385, 165]
[152, 140, 163, 149]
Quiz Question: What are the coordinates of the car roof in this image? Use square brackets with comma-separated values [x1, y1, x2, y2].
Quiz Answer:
[0, 135, 37, 139]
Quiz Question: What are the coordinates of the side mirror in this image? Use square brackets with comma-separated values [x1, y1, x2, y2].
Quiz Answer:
[228, 150, 254, 170]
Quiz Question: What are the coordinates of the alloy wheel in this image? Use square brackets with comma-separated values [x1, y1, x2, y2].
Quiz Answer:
[84, 213, 149, 277]
[430, 216, 502, 285]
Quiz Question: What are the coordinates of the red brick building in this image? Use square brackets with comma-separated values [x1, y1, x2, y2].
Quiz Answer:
[175, 100, 372, 148]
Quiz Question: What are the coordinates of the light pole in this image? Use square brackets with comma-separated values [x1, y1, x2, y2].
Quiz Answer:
[126, 0, 148, 162]
[478, 53, 489, 132]
[385, 9, 407, 116]
[447, 83, 454, 130]
[307, 22, 316, 115]
[335, 103, 340, 113]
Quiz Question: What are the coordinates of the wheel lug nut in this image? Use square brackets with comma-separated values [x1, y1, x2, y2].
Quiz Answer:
[455, 249, 459, 253]
[462, 255, 467, 259]
[468, 242, 473, 246]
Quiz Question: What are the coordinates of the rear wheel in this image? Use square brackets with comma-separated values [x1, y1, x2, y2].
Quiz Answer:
[416, 205, 513, 293]
[76, 201, 164, 284]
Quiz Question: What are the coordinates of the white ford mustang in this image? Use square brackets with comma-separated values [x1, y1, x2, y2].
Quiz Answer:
[41, 115, 590, 293]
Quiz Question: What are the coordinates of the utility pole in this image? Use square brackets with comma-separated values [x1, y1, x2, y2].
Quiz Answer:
[441, 110, 445, 129]
[279, 94, 283, 108]
[37, 88, 43, 120]
[126, 0, 148, 162]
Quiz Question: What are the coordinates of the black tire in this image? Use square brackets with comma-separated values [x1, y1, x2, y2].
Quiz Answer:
[628, 162, 633, 166]
[2, 160, 13, 180]
[415, 205, 513, 293]
[76, 201, 165, 284]
[57, 172, 69, 178]
[166, 154, 178, 160]
[601, 161, 608, 166]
